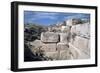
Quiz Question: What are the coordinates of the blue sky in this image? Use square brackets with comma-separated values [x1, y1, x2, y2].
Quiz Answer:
[24, 11, 90, 26]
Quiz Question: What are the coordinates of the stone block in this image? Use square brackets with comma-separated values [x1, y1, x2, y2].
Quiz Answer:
[72, 36, 89, 51]
[57, 42, 69, 51]
[71, 23, 90, 38]
[41, 43, 57, 52]
[71, 36, 90, 58]
[44, 50, 73, 60]
[41, 32, 59, 43]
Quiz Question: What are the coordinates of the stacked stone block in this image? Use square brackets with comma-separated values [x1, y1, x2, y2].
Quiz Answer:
[30, 18, 90, 60]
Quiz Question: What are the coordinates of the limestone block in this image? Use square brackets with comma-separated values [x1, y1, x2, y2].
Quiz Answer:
[41, 43, 57, 52]
[41, 32, 59, 43]
[73, 36, 89, 50]
[59, 33, 70, 43]
[71, 23, 90, 38]
[57, 42, 69, 51]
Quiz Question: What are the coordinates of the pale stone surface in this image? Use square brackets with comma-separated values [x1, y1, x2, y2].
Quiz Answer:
[71, 36, 90, 59]
[29, 40, 43, 55]
[30, 40, 43, 48]
[72, 36, 89, 51]
[57, 42, 69, 51]
[29, 21, 90, 60]
[59, 33, 70, 43]
[41, 43, 57, 52]
[69, 22, 90, 59]
[44, 51, 58, 60]
[58, 50, 73, 60]
[41, 32, 59, 43]
[71, 23, 90, 38]
[61, 26, 71, 33]
[30, 40, 42, 50]
[68, 46, 79, 59]
[87, 40, 90, 56]
[69, 42, 90, 59]
[77, 51, 90, 59]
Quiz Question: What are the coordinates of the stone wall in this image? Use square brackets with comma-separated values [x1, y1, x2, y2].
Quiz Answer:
[30, 19, 90, 60]
[69, 22, 90, 59]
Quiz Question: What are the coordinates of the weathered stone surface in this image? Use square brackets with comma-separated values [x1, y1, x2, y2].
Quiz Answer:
[73, 36, 89, 51]
[57, 43, 69, 51]
[69, 46, 80, 59]
[77, 51, 90, 59]
[44, 50, 73, 60]
[87, 40, 90, 55]
[30, 40, 43, 48]
[58, 50, 73, 60]
[29, 40, 43, 54]
[44, 51, 58, 60]
[59, 33, 70, 43]
[71, 36, 90, 59]
[71, 23, 90, 38]
[24, 17, 91, 61]
[41, 43, 57, 52]
[41, 32, 59, 43]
